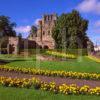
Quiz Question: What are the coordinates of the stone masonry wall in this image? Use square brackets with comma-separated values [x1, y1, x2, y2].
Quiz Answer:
[28, 14, 57, 49]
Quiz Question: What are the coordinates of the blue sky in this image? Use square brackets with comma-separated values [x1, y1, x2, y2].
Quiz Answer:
[0, 0, 100, 45]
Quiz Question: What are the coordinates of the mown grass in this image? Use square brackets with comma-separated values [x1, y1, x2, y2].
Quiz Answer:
[1, 55, 99, 73]
[0, 86, 100, 100]
[0, 54, 100, 99]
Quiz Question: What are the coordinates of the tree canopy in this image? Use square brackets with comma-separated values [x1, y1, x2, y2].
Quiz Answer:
[0, 15, 16, 37]
[18, 33, 22, 39]
[29, 25, 37, 38]
[52, 10, 93, 49]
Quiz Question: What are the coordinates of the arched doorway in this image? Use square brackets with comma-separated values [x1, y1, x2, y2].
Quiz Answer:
[44, 45, 49, 49]
[0, 41, 8, 54]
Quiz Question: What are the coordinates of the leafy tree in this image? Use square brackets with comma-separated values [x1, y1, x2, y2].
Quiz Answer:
[0, 15, 16, 37]
[30, 25, 37, 37]
[18, 33, 22, 39]
[52, 10, 92, 49]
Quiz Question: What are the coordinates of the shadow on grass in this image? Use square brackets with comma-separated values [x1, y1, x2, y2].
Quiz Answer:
[0, 59, 28, 65]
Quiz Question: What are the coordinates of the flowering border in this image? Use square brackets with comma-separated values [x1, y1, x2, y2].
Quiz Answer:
[46, 51, 77, 59]
[87, 56, 100, 63]
[0, 76, 100, 96]
[0, 66, 100, 80]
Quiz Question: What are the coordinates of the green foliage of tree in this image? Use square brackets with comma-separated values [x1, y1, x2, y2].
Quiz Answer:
[52, 10, 93, 49]
[18, 33, 22, 39]
[30, 25, 37, 36]
[0, 15, 16, 37]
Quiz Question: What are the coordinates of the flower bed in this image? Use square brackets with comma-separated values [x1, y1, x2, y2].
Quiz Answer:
[1, 66, 100, 80]
[0, 76, 100, 96]
[45, 51, 77, 59]
[87, 56, 100, 63]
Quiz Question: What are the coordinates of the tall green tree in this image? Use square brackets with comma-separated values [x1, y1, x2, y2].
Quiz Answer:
[0, 15, 16, 37]
[52, 10, 92, 49]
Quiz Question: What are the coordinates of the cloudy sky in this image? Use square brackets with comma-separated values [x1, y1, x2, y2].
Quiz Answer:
[0, 0, 100, 45]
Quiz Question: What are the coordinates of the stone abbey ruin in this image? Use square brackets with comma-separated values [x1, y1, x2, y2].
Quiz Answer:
[0, 14, 57, 54]
[28, 14, 57, 49]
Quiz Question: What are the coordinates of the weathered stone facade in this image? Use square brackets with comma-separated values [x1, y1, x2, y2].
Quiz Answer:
[0, 37, 18, 54]
[0, 37, 39, 54]
[28, 14, 57, 49]
[0, 14, 57, 54]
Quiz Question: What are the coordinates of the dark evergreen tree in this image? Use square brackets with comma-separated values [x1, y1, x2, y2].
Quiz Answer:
[0, 15, 16, 37]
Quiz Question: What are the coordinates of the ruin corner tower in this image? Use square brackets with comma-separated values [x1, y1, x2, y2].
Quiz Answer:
[28, 14, 57, 49]
[37, 14, 57, 49]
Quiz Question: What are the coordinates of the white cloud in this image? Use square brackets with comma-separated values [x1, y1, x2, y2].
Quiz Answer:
[77, 0, 100, 14]
[34, 18, 41, 25]
[95, 20, 100, 27]
[15, 25, 31, 33]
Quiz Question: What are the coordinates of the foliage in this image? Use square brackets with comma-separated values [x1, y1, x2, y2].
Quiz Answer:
[0, 15, 16, 37]
[62, 49, 88, 56]
[18, 33, 22, 39]
[52, 10, 93, 49]
[29, 25, 37, 37]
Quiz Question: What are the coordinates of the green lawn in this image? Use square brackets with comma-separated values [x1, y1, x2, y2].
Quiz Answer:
[0, 55, 100, 99]
[1, 55, 99, 73]
[0, 86, 100, 100]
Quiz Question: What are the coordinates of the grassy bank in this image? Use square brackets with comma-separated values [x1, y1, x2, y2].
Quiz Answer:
[2, 56, 99, 73]
[0, 86, 100, 100]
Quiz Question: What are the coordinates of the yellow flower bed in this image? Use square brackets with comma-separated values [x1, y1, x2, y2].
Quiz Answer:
[87, 56, 100, 63]
[0, 76, 40, 88]
[1, 66, 100, 80]
[0, 76, 100, 96]
[46, 51, 77, 59]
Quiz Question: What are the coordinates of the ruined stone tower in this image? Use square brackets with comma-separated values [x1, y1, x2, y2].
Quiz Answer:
[28, 14, 57, 49]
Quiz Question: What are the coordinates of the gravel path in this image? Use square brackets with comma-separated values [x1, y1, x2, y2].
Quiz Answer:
[0, 70, 100, 88]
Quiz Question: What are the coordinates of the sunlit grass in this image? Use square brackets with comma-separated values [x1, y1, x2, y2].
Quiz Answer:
[2, 55, 99, 73]
[0, 86, 100, 100]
